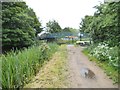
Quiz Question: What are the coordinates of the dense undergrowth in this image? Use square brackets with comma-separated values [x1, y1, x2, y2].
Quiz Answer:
[1, 43, 58, 88]
[82, 42, 119, 84]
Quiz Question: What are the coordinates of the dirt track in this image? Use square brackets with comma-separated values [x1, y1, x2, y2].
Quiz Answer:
[67, 45, 117, 88]
[24, 45, 118, 88]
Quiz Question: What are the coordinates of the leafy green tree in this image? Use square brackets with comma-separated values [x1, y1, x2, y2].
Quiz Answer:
[2, 2, 42, 51]
[46, 20, 62, 33]
[63, 27, 79, 35]
[63, 27, 77, 32]
[27, 8, 42, 36]
[63, 27, 71, 32]
[79, 15, 93, 33]
[79, 2, 120, 46]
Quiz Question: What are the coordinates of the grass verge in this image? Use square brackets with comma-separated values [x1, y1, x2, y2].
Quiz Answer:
[24, 45, 69, 88]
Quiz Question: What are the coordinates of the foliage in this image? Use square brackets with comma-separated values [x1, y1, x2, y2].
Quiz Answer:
[46, 20, 62, 33]
[79, 2, 120, 46]
[2, 2, 42, 51]
[87, 42, 118, 68]
[63, 27, 78, 34]
[1, 43, 58, 88]
[79, 15, 93, 33]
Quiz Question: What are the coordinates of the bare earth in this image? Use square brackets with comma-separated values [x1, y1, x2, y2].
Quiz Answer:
[67, 45, 118, 88]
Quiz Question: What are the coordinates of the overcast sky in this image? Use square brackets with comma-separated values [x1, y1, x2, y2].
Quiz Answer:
[24, 0, 104, 29]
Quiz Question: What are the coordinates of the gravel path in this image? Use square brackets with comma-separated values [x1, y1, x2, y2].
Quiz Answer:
[67, 45, 118, 88]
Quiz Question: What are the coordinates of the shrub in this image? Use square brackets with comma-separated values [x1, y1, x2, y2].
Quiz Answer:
[88, 42, 118, 68]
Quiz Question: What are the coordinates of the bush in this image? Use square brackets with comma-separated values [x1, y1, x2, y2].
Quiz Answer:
[88, 42, 118, 68]
[1, 43, 58, 88]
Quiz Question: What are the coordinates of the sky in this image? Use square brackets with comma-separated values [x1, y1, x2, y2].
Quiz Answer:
[24, 0, 104, 29]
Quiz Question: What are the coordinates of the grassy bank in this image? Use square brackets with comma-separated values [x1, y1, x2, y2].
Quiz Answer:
[24, 45, 69, 88]
[82, 48, 118, 84]
[1, 43, 58, 88]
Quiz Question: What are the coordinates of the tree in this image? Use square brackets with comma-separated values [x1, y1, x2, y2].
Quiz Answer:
[79, 2, 120, 46]
[2, 2, 42, 51]
[63, 27, 78, 33]
[27, 8, 42, 36]
[46, 20, 62, 33]
[79, 15, 93, 33]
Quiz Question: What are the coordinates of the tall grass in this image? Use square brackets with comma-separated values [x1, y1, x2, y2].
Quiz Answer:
[1, 43, 58, 88]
